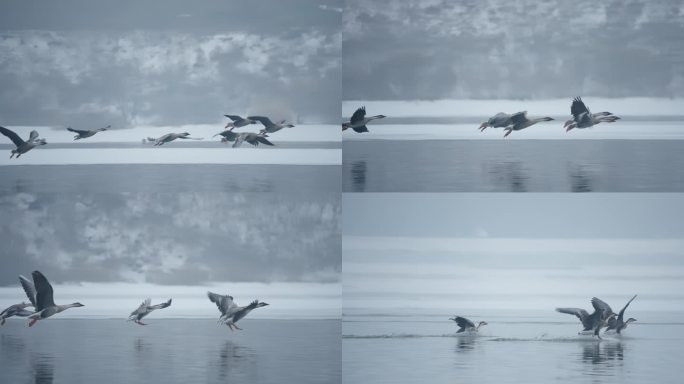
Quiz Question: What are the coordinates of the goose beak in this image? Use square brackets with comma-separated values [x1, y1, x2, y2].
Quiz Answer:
[478, 122, 487, 130]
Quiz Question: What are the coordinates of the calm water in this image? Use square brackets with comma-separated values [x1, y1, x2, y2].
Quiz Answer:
[0, 164, 340, 193]
[0, 319, 340, 384]
[343, 139, 684, 192]
[343, 310, 683, 384]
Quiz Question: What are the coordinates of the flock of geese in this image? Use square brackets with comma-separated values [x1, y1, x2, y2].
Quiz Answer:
[343, 97, 621, 137]
[0, 114, 295, 158]
[0, 271, 269, 331]
[452, 295, 638, 339]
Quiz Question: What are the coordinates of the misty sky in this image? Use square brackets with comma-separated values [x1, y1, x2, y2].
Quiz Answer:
[343, 194, 684, 311]
[0, 192, 340, 286]
[0, 0, 342, 128]
[343, 0, 684, 100]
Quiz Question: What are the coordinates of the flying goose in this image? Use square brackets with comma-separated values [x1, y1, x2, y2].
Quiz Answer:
[232, 132, 274, 148]
[0, 302, 34, 325]
[224, 115, 256, 129]
[479, 112, 524, 132]
[152, 132, 202, 146]
[342, 106, 386, 133]
[564, 97, 620, 132]
[25, 271, 84, 327]
[556, 297, 615, 339]
[503, 111, 554, 138]
[449, 316, 488, 333]
[67, 125, 110, 140]
[0, 126, 47, 158]
[247, 116, 295, 134]
[207, 291, 269, 331]
[606, 295, 637, 334]
[127, 298, 172, 325]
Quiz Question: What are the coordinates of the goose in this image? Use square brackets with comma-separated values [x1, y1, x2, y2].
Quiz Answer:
[247, 116, 295, 134]
[67, 125, 110, 140]
[24, 271, 83, 327]
[0, 302, 34, 325]
[152, 132, 201, 146]
[0, 126, 47, 158]
[449, 316, 487, 333]
[479, 112, 524, 132]
[503, 111, 554, 138]
[127, 298, 172, 326]
[213, 127, 239, 144]
[342, 106, 386, 133]
[564, 97, 620, 132]
[232, 132, 274, 148]
[606, 295, 637, 334]
[556, 297, 615, 339]
[224, 115, 256, 129]
[207, 291, 269, 331]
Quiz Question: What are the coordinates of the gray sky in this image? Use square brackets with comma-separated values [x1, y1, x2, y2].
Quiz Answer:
[0, 192, 340, 286]
[0, 0, 342, 127]
[343, 0, 684, 100]
[343, 194, 684, 311]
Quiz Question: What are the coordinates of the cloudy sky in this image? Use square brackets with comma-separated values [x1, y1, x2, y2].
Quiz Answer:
[343, 0, 684, 100]
[0, 192, 340, 286]
[344, 194, 684, 312]
[0, 0, 342, 128]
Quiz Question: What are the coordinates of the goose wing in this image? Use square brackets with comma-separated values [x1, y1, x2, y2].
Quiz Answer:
[350, 107, 366, 125]
[28, 130, 40, 141]
[509, 111, 528, 125]
[32, 271, 55, 311]
[0, 126, 26, 146]
[571, 97, 590, 119]
[19, 275, 37, 307]
[617, 294, 637, 322]
[454, 316, 475, 329]
[591, 297, 613, 319]
[256, 135, 274, 146]
[555, 307, 590, 323]
[148, 298, 172, 310]
[224, 115, 244, 122]
[67, 127, 89, 135]
[131, 298, 151, 316]
[247, 116, 275, 128]
[231, 300, 259, 323]
[232, 134, 246, 148]
[207, 292, 237, 315]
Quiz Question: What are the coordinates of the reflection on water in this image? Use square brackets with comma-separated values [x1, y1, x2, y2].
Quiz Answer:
[454, 335, 478, 352]
[487, 161, 528, 192]
[215, 341, 257, 382]
[568, 163, 594, 192]
[350, 160, 367, 192]
[579, 341, 625, 376]
[32, 354, 55, 384]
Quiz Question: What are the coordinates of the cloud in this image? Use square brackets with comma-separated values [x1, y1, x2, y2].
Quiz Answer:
[0, 29, 341, 126]
[0, 192, 341, 286]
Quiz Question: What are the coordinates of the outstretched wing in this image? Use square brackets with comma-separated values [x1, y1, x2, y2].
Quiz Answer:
[224, 115, 243, 122]
[130, 298, 151, 316]
[0, 126, 26, 147]
[256, 136, 274, 146]
[591, 297, 613, 319]
[149, 298, 172, 310]
[617, 295, 637, 322]
[352, 125, 369, 133]
[571, 97, 590, 119]
[555, 307, 590, 323]
[454, 316, 475, 329]
[28, 130, 40, 141]
[207, 291, 237, 315]
[232, 134, 246, 148]
[19, 275, 37, 307]
[231, 300, 259, 323]
[509, 111, 528, 125]
[350, 107, 366, 124]
[67, 127, 89, 135]
[247, 116, 275, 127]
[32, 271, 55, 311]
